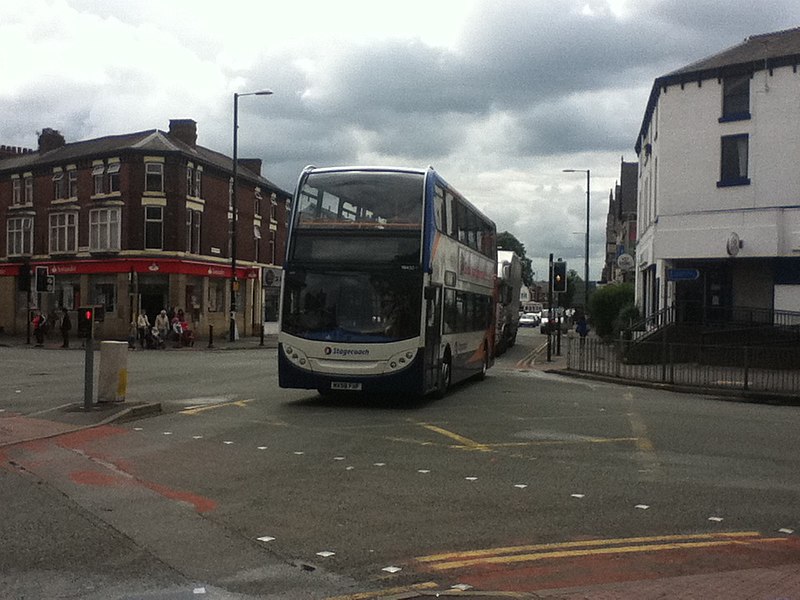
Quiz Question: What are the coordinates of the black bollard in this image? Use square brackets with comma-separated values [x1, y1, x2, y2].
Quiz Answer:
[208, 324, 214, 348]
[260, 323, 265, 346]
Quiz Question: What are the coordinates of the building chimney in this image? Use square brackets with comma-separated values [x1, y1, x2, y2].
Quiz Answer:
[238, 158, 262, 176]
[37, 128, 66, 154]
[169, 119, 197, 147]
[0, 145, 35, 159]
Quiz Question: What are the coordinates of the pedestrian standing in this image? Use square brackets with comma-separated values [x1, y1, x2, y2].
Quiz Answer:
[155, 309, 169, 346]
[32, 310, 45, 346]
[137, 312, 150, 349]
[59, 307, 72, 348]
[576, 314, 589, 348]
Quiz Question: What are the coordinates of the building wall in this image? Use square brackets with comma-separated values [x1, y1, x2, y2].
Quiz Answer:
[637, 62, 800, 316]
[1, 131, 290, 339]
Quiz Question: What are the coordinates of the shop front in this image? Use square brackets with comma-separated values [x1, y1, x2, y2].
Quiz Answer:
[0, 258, 260, 340]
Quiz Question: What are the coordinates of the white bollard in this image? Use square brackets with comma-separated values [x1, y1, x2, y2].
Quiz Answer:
[98, 341, 128, 403]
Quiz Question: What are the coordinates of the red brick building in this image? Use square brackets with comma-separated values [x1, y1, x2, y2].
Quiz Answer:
[0, 120, 290, 339]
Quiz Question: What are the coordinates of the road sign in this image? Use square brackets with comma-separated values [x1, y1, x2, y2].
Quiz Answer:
[667, 268, 700, 281]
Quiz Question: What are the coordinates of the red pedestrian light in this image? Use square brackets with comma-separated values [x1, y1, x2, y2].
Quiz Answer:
[85, 309, 93, 321]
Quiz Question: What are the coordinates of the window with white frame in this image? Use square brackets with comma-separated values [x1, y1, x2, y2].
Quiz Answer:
[254, 188, 263, 216]
[144, 206, 163, 250]
[194, 168, 202, 198]
[24, 176, 33, 203]
[92, 164, 105, 195]
[12, 177, 21, 205]
[68, 170, 78, 198]
[186, 209, 201, 254]
[186, 165, 194, 196]
[107, 163, 120, 193]
[89, 207, 121, 251]
[53, 172, 65, 200]
[49, 212, 78, 253]
[254, 224, 261, 263]
[269, 231, 276, 264]
[7, 217, 33, 256]
[145, 162, 164, 193]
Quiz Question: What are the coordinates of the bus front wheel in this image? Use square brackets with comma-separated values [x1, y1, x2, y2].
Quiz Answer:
[434, 352, 451, 399]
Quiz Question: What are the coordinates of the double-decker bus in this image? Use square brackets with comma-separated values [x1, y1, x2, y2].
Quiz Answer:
[278, 166, 497, 397]
[495, 250, 522, 355]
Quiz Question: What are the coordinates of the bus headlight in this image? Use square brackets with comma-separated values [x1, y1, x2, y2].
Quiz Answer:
[283, 344, 309, 369]
[387, 348, 418, 372]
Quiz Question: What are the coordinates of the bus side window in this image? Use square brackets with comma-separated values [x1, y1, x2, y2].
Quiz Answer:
[445, 192, 456, 237]
[435, 186, 446, 232]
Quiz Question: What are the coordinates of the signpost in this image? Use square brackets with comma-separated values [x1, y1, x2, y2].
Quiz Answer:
[667, 268, 700, 281]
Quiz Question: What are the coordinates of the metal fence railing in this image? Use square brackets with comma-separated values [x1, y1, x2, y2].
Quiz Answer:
[566, 337, 800, 396]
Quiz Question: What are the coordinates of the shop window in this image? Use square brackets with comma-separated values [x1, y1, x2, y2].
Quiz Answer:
[93, 283, 116, 313]
[208, 279, 225, 312]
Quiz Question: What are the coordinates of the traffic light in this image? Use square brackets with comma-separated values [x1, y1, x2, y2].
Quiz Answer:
[553, 260, 567, 293]
[77, 306, 94, 338]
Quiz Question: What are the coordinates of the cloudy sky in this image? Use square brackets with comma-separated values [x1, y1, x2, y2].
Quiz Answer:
[3, 1, 799, 280]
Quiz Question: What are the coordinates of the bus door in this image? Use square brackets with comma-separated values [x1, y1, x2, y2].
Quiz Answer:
[423, 286, 443, 392]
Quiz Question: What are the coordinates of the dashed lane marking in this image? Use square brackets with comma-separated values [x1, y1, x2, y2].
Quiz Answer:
[180, 399, 254, 415]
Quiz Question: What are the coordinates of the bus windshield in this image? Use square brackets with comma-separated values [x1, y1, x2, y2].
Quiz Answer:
[295, 171, 424, 230]
[281, 269, 422, 343]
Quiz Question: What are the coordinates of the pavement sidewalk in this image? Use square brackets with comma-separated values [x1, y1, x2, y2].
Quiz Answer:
[0, 332, 278, 448]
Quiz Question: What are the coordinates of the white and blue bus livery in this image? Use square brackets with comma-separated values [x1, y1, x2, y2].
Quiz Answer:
[278, 166, 497, 397]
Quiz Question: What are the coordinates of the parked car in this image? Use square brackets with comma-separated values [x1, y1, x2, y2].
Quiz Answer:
[519, 312, 539, 327]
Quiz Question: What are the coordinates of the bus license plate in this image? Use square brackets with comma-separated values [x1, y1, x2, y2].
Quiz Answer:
[331, 382, 362, 391]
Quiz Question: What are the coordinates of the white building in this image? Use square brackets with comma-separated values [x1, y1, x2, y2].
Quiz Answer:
[635, 27, 800, 324]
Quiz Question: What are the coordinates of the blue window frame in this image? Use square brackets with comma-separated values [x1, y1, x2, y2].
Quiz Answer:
[717, 134, 750, 187]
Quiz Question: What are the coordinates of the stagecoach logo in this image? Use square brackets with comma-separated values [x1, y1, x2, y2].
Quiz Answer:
[324, 346, 370, 357]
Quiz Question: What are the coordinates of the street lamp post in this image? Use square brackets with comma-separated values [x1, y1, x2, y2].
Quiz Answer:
[230, 89, 272, 342]
[562, 168, 591, 310]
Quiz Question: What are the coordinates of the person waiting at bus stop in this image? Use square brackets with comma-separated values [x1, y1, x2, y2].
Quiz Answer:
[576, 314, 589, 347]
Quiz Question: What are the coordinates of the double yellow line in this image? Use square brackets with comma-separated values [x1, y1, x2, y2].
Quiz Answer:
[515, 341, 548, 369]
[417, 531, 785, 571]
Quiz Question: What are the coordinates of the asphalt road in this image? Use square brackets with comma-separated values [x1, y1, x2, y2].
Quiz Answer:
[2, 329, 800, 599]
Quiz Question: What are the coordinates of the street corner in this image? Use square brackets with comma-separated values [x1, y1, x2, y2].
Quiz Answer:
[0, 401, 161, 448]
[0, 413, 77, 448]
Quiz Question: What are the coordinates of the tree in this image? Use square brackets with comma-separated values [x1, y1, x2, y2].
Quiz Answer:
[497, 231, 534, 286]
[588, 282, 635, 338]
